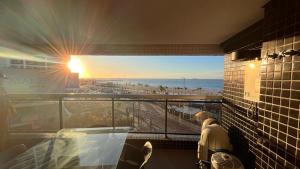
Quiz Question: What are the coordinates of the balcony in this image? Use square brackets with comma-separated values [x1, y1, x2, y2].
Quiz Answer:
[4, 94, 222, 169]
[3, 0, 295, 168]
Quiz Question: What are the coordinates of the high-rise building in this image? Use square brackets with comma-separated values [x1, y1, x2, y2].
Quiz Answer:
[0, 56, 67, 94]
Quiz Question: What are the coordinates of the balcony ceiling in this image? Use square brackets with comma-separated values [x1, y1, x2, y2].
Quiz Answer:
[0, 0, 269, 55]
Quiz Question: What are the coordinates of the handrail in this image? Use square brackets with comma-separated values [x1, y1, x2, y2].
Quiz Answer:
[8, 93, 222, 101]
[8, 93, 222, 137]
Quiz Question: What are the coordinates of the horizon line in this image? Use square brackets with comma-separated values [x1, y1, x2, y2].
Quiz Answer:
[79, 77, 224, 80]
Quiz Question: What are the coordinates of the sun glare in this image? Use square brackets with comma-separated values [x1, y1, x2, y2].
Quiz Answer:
[67, 57, 83, 74]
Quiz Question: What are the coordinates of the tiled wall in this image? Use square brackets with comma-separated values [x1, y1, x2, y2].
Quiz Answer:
[223, 55, 258, 151]
[222, 0, 300, 168]
[257, 48, 300, 169]
[222, 54, 259, 169]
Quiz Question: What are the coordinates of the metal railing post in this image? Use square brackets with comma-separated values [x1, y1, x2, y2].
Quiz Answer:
[127, 109, 130, 126]
[112, 98, 115, 129]
[138, 101, 140, 127]
[165, 99, 168, 138]
[132, 102, 135, 127]
[59, 97, 63, 129]
[150, 118, 152, 131]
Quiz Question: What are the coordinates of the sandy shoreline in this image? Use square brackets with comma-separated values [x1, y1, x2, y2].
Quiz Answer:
[79, 79, 223, 96]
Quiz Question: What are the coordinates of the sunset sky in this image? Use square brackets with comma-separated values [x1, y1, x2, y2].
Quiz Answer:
[69, 55, 224, 79]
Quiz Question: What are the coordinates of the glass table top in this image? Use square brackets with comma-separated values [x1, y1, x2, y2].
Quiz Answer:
[7, 127, 131, 169]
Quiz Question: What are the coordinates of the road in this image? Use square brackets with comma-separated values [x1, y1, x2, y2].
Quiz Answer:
[137, 102, 200, 134]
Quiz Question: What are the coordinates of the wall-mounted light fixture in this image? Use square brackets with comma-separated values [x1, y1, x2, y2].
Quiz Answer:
[231, 51, 239, 61]
[267, 53, 279, 59]
[267, 49, 300, 59]
[231, 50, 261, 61]
[282, 49, 300, 56]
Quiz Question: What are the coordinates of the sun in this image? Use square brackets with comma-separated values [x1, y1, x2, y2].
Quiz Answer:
[67, 57, 83, 74]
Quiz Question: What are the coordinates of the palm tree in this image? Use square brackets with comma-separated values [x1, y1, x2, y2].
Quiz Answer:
[165, 86, 168, 94]
[159, 85, 165, 94]
[197, 87, 202, 95]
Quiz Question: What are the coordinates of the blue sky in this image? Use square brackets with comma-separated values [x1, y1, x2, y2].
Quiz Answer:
[70, 55, 224, 79]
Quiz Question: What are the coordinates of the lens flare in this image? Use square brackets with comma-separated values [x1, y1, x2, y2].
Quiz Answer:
[67, 57, 83, 74]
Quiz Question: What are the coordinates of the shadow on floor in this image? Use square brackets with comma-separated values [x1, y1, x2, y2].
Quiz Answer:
[146, 149, 198, 169]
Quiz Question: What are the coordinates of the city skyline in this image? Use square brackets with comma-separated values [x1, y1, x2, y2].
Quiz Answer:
[69, 55, 224, 79]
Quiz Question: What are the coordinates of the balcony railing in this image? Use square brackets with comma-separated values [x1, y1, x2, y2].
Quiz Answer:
[8, 94, 222, 137]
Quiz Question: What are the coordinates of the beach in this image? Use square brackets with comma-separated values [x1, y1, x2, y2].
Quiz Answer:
[79, 78, 223, 96]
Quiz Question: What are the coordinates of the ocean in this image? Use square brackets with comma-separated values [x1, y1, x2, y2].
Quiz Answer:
[99, 79, 224, 91]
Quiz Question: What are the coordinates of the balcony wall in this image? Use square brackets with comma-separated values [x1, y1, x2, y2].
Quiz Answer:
[222, 0, 300, 168]
[222, 54, 259, 169]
